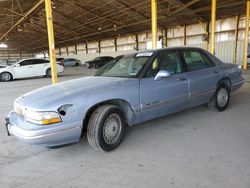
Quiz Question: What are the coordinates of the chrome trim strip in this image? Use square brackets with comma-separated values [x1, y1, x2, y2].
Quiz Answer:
[190, 89, 216, 98]
[141, 95, 188, 111]
[232, 79, 244, 86]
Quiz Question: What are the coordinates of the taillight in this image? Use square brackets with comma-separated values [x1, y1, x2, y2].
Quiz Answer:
[57, 61, 64, 66]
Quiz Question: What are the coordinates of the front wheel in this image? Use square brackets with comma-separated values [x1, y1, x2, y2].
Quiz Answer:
[207, 84, 230, 112]
[87, 105, 126, 152]
[0, 72, 12, 82]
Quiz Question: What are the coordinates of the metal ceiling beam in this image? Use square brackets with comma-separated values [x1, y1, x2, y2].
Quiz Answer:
[168, 0, 201, 16]
[0, 0, 44, 41]
[28, 0, 215, 51]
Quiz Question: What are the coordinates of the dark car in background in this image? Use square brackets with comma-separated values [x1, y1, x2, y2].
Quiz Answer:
[85, 56, 114, 69]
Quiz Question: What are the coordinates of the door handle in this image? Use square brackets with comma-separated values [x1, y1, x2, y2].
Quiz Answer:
[28, 66, 32, 68]
[176, 77, 187, 81]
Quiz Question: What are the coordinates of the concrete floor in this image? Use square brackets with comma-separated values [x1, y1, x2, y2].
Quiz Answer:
[0, 67, 250, 188]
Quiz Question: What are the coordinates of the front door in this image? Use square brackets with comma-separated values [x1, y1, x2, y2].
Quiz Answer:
[139, 50, 189, 122]
[13, 60, 36, 79]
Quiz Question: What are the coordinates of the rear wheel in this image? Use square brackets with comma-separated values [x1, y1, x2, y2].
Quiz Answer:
[0, 72, 12, 82]
[74, 62, 80, 67]
[207, 84, 230, 112]
[46, 68, 51, 78]
[87, 105, 126, 152]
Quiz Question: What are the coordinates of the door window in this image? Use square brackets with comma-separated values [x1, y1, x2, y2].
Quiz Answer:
[181, 50, 214, 72]
[19, 60, 31, 66]
[145, 50, 183, 77]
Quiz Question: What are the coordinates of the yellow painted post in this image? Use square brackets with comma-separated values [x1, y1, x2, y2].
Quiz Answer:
[243, 0, 250, 70]
[45, 0, 58, 84]
[151, 0, 157, 49]
[210, 0, 216, 55]
[233, 15, 239, 64]
[206, 22, 209, 51]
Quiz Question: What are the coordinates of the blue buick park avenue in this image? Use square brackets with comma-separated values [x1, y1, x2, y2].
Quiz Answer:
[5, 47, 244, 152]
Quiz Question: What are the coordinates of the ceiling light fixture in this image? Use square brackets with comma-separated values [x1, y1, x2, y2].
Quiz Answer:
[0, 43, 8, 48]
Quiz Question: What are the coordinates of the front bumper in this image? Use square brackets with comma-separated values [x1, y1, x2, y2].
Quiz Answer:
[231, 79, 244, 93]
[5, 111, 82, 147]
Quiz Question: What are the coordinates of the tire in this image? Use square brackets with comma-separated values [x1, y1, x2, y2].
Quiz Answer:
[75, 63, 80, 67]
[207, 84, 230, 112]
[0, 72, 13, 82]
[87, 105, 127, 152]
[46, 68, 51, 78]
[94, 64, 99, 69]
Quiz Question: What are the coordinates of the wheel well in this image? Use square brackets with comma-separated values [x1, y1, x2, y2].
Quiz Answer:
[82, 99, 134, 133]
[217, 78, 232, 91]
[0, 71, 13, 79]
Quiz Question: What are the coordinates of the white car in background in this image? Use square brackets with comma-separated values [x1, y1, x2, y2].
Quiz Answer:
[0, 58, 64, 81]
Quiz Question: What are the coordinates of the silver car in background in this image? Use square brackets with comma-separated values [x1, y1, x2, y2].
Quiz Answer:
[5, 47, 244, 152]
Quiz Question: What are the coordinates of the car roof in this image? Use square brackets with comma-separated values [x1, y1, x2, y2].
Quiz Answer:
[17, 58, 48, 62]
[123, 47, 206, 56]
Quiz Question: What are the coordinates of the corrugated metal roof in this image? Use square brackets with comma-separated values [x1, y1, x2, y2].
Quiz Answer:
[0, 0, 246, 52]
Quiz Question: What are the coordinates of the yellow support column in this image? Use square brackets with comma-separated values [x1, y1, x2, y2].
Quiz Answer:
[243, 0, 250, 70]
[233, 15, 239, 64]
[45, 0, 58, 84]
[210, 0, 216, 55]
[151, 0, 157, 49]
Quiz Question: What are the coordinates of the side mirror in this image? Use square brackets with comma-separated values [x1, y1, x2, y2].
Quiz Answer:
[154, 70, 171, 81]
[15, 64, 20, 67]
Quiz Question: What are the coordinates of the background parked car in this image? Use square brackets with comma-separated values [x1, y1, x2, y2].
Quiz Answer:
[85, 56, 114, 69]
[63, 58, 81, 67]
[0, 58, 64, 81]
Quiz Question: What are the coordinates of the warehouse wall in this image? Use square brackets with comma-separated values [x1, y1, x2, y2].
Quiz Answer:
[0, 50, 34, 64]
[37, 15, 249, 66]
[167, 16, 248, 65]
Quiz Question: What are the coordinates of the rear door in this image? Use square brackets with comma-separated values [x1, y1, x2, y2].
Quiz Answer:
[13, 60, 36, 78]
[34, 59, 50, 76]
[139, 50, 189, 122]
[180, 49, 221, 107]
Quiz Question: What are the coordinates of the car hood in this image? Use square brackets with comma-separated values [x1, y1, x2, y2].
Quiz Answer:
[16, 76, 133, 109]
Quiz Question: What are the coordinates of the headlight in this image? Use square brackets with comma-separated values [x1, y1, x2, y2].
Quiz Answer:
[24, 110, 61, 125]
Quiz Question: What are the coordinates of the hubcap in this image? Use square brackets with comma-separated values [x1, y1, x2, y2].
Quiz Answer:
[217, 88, 228, 107]
[1, 73, 10, 81]
[103, 113, 122, 145]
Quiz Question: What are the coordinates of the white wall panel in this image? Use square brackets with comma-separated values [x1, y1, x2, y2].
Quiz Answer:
[52, 15, 248, 67]
[168, 38, 184, 47]
[186, 23, 206, 36]
[101, 46, 115, 52]
[216, 17, 235, 32]
[215, 41, 234, 63]
[186, 36, 203, 45]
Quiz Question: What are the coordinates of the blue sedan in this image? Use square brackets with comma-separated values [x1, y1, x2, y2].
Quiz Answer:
[5, 47, 244, 152]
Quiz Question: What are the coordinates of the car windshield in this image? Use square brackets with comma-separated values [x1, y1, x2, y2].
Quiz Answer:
[95, 52, 154, 78]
